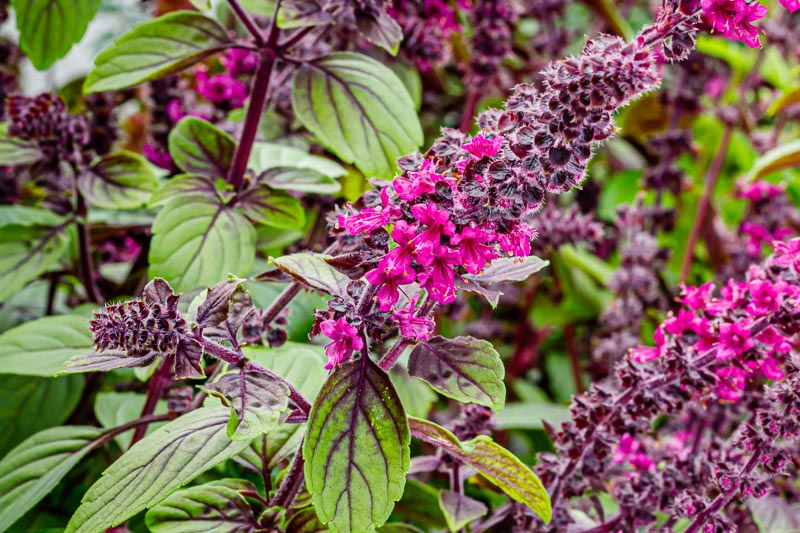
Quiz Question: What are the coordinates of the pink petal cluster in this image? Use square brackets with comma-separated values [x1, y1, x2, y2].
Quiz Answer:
[613, 434, 655, 472]
[700, 0, 768, 48]
[319, 317, 364, 370]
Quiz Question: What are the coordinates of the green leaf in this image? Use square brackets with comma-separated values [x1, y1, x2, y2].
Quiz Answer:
[438, 491, 487, 533]
[391, 479, 448, 530]
[201, 370, 290, 440]
[745, 140, 800, 182]
[78, 151, 158, 209]
[239, 185, 306, 229]
[291, 52, 423, 179]
[249, 141, 347, 178]
[149, 174, 227, 207]
[169, 117, 236, 178]
[390, 365, 437, 419]
[285, 507, 330, 533]
[243, 343, 328, 400]
[150, 195, 256, 292]
[65, 407, 251, 533]
[0, 314, 93, 376]
[0, 205, 65, 227]
[0, 222, 70, 303]
[12, 0, 101, 69]
[83, 11, 235, 93]
[145, 479, 261, 533]
[266, 253, 350, 298]
[494, 402, 571, 430]
[303, 357, 410, 533]
[768, 86, 800, 117]
[407, 417, 551, 524]
[277, 0, 333, 29]
[94, 392, 169, 451]
[0, 426, 103, 532]
[0, 375, 84, 456]
[0, 123, 42, 165]
[408, 336, 506, 412]
[259, 167, 341, 195]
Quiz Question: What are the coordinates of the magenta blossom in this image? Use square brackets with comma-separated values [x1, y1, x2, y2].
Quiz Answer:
[779, 0, 799, 12]
[418, 246, 460, 304]
[411, 203, 455, 260]
[143, 144, 175, 171]
[339, 188, 400, 235]
[613, 434, 655, 472]
[393, 158, 451, 201]
[220, 48, 259, 76]
[450, 226, 498, 274]
[365, 264, 416, 311]
[462, 134, 504, 159]
[393, 296, 435, 341]
[716, 321, 754, 360]
[319, 318, 364, 370]
[383, 220, 418, 275]
[715, 366, 747, 402]
[195, 66, 247, 107]
[630, 325, 666, 363]
[701, 0, 767, 48]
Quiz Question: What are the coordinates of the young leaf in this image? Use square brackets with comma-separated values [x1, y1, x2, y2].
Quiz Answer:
[277, 0, 334, 29]
[12, 0, 101, 70]
[291, 52, 423, 179]
[60, 350, 159, 374]
[200, 370, 291, 440]
[0, 314, 93, 376]
[266, 253, 350, 298]
[0, 426, 103, 532]
[168, 117, 236, 178]
[149, 195, 256, 292]
[354, 9, 403, 56]
[78, 151, 158, 209]
[0, 223, 70, 303]
[145, 479, 261, 533]
[0, 123, 42, 165]
[408, 336, 506, 412]
[83, 11, 235, 93]
[438, 491, 488, 533]
[407, 417, 551, 524]
[304, 357, 410, 533]
[464, 256, 549, 284]
[174, 337, 205, 379]
[94, 392, 169, 451]
[196, 277, 248, 328]
[65, 407, 251, 533]
[238, 185, 306, 229]
[454, 278, 503, 309]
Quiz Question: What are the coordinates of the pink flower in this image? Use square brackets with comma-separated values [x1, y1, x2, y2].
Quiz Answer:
[195, 65, 248, 107]
[498, 223, 534, 257]
[715, 366, 747, 402]
[365, 263, 416, 311]
[393, 295, 435, 340]
[664, 309, 701, 336]
[462, 134, 504, 159]
[411, 203, 455, 260]
[450, 226, 498, 274]
[770, 238, 800, 273]
[738, 180, 784, 202]
[746, 279, 782, 316]
[418, 246, 460, 304]
[701, 0, 768, 48]
[143, 144, 175, 171]
[393, 159, 451, 201]
[757, 326, 792, 356]
[613, 434, 655, 471]
[383, 220, 418, 275]
[779, 0, 799, 12]
[678, 282, 715, 311]
[716, 321, 754, 360]
[339, 188, 400, 235]
[220, 48, 259, 76]
[631, 325, 665, 363]
[319, 318, 364, 370]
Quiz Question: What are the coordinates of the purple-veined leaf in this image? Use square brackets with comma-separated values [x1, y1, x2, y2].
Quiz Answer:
[0, 205, 66, 227]
[354, 7, 403, 55]
[464, 256, 549, 284]
[83, 11, 236, 93]
[144, 277, 178, 307]
[65, 407, 250, 533]
[0, 222, 70, 303]
[391, 479, 448, 530]
[168, 117, 235, 178]
[149, 195, 256, 292]
[454, 277, 503, 308]
[268, 253, 350, 298]
[59, 350, 159, 374]
[200, 370, 290, 440]
[285, 507, 329, 533]
[145, 479, 261, 533]
[408, 336, 505, 411]
[408, 417, 551, 524]
[94, 392, 169, 451]
[0, 123, 42, 165]
[12, 0, 101, 69]
[149, 174, 228, 207]
[78, 151, 158, 209]
[277, 0, 334, 29]
[202, 285, 255, 346]
[0, 426, 104, 532]
[238, 185, 306, 229]
[438, 490, 487, 533]
[303, 356, 410, 533]
[258, 167, 341, 195]
[196, 277, 250, 329]
[174, 337, 204, 379]
[0, 314, 93, 376]
[291, 52, 423, 179]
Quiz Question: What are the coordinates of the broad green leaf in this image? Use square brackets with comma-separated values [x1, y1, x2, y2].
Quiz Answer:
[0, 205, 65, 227]
[558, 245, 615, 286]
[390, 365, 437, 418]
[249, 142, 347, 178]
[201, 370, 290, 440]
[266, 253, 350, 298]
[0, 314, 93, 376]
[12, 0, 101, 69]
[408, 336, 506, 412]
[0, 223, 70, 303]
[0, 375, 84, 456]
[285, 507, 329, 533]
[464, 256, 549, 284]
[150, 195, 256, 292]
[388, 62, 422, 111]
[83, 11, 235, 93]
[744, 140, 800, 182]
[0, 123, 42, 165]
[291, 52, 423, 179]
[65, 407, 251, 533]
[78, 151, 158, 209]
[438, 491, 487, 533]
[391, 479, 447, 529]
[240, 0, 276, 17]
[149, 174, 226, 207]
[239, 185, 306, 229]
[494, 402, 571, 430]
[169, 117, 236, 178]
[259, 167, 341, 195]
[0, 426, 103, 532]
[407, 417, 551, 524]
[94, 392, 169, 451]
[145, 479, 260, 533]
[768, 86, 800, 117]
[304, 357, 410, 533]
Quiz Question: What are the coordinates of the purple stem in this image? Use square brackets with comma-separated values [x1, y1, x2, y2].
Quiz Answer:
[130, 356, 173, 445]
[226, 0, 265, 46]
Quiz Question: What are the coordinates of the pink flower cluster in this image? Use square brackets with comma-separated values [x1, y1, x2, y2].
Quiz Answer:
[194, 49, 258, 108]
[738, 181, 795, 257]
[632, 241, 800, 402]
[701, 0, 797, 48]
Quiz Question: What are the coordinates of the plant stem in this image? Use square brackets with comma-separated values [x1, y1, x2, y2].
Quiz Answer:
[459, 89, 479, 133]
[91, 413, 177, 449]
[227, 1, 282, 191]
[378, 338, 411, 371]
[75, 192, 101, 303]
[679, 124, 732, 282]
[262, 282, 302, 324]
[226, 0, 265, 46]
[271, 446, 306, 508]
[45, 273, 60, 315]
[130, 356, 173, 445]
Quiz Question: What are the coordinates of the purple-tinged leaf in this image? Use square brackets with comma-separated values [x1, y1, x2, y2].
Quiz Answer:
[0, 222, 70, 303]
[202, 286, 254, 345]
[143, 278, 177, 307]
[59, 350, 159, 374]
[65, 407, 250, 533]
[454, 277, 503, 308]
[149, 174, 226, 207]
[168, 117, 235, 179]
[77, 151, 158, 210]
[464, 256, 549, 284]
[269, 253, 350, 298]
[285, 507, 328, 533]
[438, 491, 487, 533]
[303, 356, 410, 533]
[745, 139, 800, 182]
[197, 278, 248, 328]
[408, 336, 505, 411]
[277, 0, 334, 29]
[391, 479, 448, 530]
[174, 338, 204, 380]
[200, 370, 290, 440]
[238, 185, 306, 229]
[408, 417, 551, 524]
[355, 8, 403, 56]
[145, 479, 261, 533]
[0, 123, 42, 165]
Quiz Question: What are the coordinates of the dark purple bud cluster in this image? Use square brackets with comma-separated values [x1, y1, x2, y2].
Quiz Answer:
[6, 93, 88, 161]
[528, 204, 604, 255]
[388, 0, 462, 70]
[464, 0, 518, 88]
